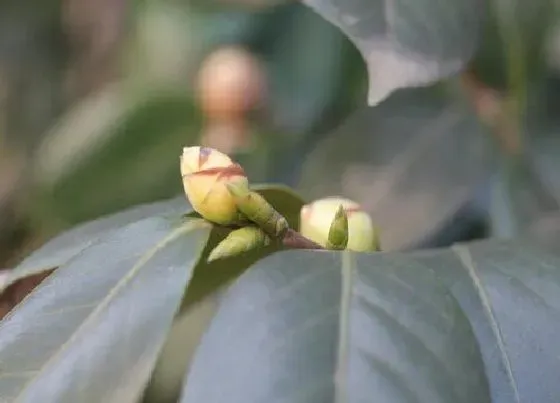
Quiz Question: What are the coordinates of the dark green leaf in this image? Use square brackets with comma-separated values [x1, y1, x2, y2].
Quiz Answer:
[181, 240, 560, 403]
[471, 0, 554, 89]
[489, 156, 558, 238]
[181, 248, 491, 403]
[422, 241, 560, 403]
[297, 87, 491, 250]
[145, 184, 307, 402]
[180, 184, 305, 308]
[0, 216, 211, 402]
[3, 197, 188, 292]
[34, 87, 201, 225]
[302, 0, 484, 104]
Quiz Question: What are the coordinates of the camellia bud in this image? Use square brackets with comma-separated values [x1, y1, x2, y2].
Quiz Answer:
[180, 146, 249, 224]
[300, 197, 380, 252]
[226, 182, 289, 238]
[207, 226, 270, 263]
[326, 205, 349, 250]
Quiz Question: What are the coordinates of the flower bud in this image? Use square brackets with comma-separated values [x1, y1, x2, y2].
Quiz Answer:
[300, 197, 380, 252]
[207, 226, 270, 263]
[180, 146, 249, 224]
[326, 205, 349, 250]
[226, 182, 289, 238]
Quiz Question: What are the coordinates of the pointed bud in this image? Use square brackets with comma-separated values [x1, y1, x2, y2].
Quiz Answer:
[180, 146, 248, 224]
[226, 183, 289, 238]
[326, 205, 349, 250]
[300, 197, 380, 252]
[207, 226, 271, 262]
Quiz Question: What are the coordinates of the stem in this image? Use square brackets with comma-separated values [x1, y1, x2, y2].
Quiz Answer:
[282, 228, 323, 250]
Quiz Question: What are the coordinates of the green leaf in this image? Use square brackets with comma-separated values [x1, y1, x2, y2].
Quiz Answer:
[471, 0, 554, 90]
[489, 156, 558, 238]
[0, 216, 211, 402]
[2, 197, 188, 292]
[301, 0, 484, 105]
[181, 240, 560, 403]
[180, 184, 305, 308]
[34, 86, 201, 225]
[424, 241, 560, 403]
[297, 87, 491, 251]
[145, 184, 307, 402]
[180, 248, 491, 403]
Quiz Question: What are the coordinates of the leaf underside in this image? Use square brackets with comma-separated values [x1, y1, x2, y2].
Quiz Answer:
[302, 0, 484, 105]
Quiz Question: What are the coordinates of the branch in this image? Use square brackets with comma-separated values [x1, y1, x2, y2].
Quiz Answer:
[282, 228, 323, 250]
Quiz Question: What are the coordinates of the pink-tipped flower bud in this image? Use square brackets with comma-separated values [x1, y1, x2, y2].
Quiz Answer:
[180, 146, 249, 224]
[300, 197, 380, 252]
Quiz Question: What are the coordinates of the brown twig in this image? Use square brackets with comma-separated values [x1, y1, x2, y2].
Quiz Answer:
[281, 228, 323, 250]
[460, 68, 523, 156]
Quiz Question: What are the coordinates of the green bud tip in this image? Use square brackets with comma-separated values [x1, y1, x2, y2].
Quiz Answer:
[326, 204, 349, 250]
[226, 183, 289, 238]
[207, 226, 271, 263]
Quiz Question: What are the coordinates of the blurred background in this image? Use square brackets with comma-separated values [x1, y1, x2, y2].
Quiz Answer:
[1, 0, 560, 269]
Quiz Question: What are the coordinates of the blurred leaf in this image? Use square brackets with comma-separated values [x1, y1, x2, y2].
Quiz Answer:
[471, 0, 555, 89]
[0, 216, 211, 403]
[266, 4, 349, 134]
[34, 86, 202, 226]
[181, 240, 560, 403]
[302, 0, 484, 105]
[297, 87, 491, 251]
[0, 269, 53, 320]
[143, 295, 220, 403]
[2, 197, 188, 292]
[180, 248, 490, 403]
[489, 156, 558, 238]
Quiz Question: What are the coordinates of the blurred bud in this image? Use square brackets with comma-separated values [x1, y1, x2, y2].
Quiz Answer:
[326, 205, 349, 250]
[300, 197, 380, 252]
[226, 183, 289, 238]
[196, 46, 266, 122]
[180, 146, 249, 224]
[207, 226, 270, 263]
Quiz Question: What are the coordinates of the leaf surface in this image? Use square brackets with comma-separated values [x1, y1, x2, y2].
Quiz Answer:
[0, 216, 211, 403]
[298, 87, 491, 250]
[3, 197, 187, 292]
[182, 240, 560, 403]
[302, 0, 483, 104]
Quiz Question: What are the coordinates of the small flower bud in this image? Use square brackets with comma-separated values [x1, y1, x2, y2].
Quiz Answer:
[207, 226, 270, 263]
[226, 182, 289, 238]
[180, 146, 249, 225]
[326, 205, 349, 250]
[300, 197, 380, 252]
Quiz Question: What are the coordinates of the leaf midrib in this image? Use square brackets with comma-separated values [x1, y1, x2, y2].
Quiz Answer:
[452, 245, 521, 403]
[13, 219, 209, 401]
[334, 250, 354, 403]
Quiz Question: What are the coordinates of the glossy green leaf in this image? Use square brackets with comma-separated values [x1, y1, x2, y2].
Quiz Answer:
[301, 0, 484, 105]
[144, 184, 307, 402]
[2, 197, 188, 292]
[298, 87, 491, 251]
[179, 183, 306, 308]
[181, 240, 560, 403]
[0, 216, 211, 403]
[181, 248, 490, 403]
[422, 241, 560, 403]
